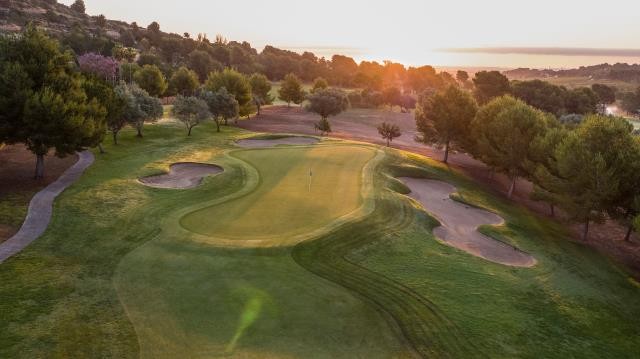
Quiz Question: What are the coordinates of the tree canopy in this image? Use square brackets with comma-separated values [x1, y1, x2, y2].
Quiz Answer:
[0, 25, 107, 178]
[472, 96, 550, 197]
[415, 85, 478, 163]
[205, 68, 252, 116]
[377, 122, 401, 147]
[249, 73, 273, 115]
[472, 71, 511, 105]
[199, 87, 239, 132]
[134, 64, 167, 97]
[278, 73, 306, 107]
[172, 96, 210, 136]
[169, 66, 199, 96]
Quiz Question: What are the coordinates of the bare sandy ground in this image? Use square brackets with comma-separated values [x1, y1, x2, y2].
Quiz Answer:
[400, 177, 536, 267]
[139, 163, 223, 189]
[236, 136, 319, 148]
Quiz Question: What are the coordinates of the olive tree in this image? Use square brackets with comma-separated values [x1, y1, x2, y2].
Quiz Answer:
[377, 122, 401, 147]
[199, 87, 239, 132]
[172, 96, 210, 136]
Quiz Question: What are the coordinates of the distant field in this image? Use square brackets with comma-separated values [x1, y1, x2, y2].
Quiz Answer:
[527, 76, 637, 92]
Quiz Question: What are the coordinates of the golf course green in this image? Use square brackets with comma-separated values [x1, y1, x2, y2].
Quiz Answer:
[1, 121, 639, 358]
[180, 145, 376, 242]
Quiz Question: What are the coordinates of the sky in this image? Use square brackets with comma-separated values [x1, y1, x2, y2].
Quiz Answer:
[60, 0, 640, 69]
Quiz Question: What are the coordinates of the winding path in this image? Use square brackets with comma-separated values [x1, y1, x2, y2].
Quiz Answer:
[400, 177, 536, 267]
[0, 151, 94, 263]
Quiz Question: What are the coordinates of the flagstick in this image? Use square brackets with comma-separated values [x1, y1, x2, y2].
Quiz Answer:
[308, 167, 312, 192]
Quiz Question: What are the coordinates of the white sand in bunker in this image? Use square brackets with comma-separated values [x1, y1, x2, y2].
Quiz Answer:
[139, 163, 223, 189]
[400, 177, 537, 267]
[236, 136, 319, 148]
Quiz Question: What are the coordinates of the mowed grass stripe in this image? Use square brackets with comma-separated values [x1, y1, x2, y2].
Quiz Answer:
[180, 145, 376, 240]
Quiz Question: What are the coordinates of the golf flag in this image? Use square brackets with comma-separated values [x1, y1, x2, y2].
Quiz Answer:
[308, 168, 312, 192]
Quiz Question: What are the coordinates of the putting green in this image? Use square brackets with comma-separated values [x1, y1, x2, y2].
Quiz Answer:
[180, 145, 376, 241]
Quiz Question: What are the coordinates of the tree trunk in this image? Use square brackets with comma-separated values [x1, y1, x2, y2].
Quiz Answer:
[215, 120, 220, 132]
[136, 123, 143, 138]
[508, 176, 517, 198]
[256, 105, 261, 116]
[98, 143, 105, 154]
[34, 154, 44, 179]
[188, 126, 193, 136]
[550, 204, 555, 217]
[386, 139, 390, 147]
[113, 131, 119, 145]
[582, 219, 590, 241]
[624, 224, 634, 242]
[443, 141, 450, 163]
[287, 101, 291, 108]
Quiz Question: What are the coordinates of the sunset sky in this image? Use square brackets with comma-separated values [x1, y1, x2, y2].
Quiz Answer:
[61, 0, 640, 68]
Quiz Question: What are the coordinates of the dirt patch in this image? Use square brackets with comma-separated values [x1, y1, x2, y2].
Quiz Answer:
[400, 177, 536, 267]
[139, 163, 223, 189]
[0, 144, 78, 242]
[236, 136, 319, 148]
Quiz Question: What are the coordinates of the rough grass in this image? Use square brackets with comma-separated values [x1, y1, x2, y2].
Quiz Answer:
[0, 119, 639, 358]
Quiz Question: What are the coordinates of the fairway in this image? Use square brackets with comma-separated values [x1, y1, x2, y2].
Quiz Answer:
[180, 145, 376, 241]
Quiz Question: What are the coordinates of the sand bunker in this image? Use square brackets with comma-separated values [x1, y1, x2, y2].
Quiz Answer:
[400, 177, 536, 267]
[139, 163, 223, 189]
[236, 136, 319, 148]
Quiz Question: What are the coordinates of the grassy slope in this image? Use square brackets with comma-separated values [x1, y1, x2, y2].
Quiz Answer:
[180, 145, 375, 240]
[0, 120, 639, 358]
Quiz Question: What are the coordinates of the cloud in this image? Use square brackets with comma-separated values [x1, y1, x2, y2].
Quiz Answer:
[440, 47, 640, 57]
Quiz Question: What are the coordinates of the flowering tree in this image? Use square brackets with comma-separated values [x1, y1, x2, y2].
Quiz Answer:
[77, 53, 119, 82]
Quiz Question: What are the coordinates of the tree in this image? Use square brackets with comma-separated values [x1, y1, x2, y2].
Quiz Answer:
[529, 125, 567, 216]
[95, 15, 107, 28]
[415, 85, 478, 163]
[377, 122, 401, 147]
[511, 80, 566, 116]
[70, 0, 85, 14]
[399, 95, 417, 113]
[205, 68, 252, 116]
[315, 118, 332, 136]
[382, 86, 402, 109]
[106, 84, 133, 144]
[592, 84, 616, 114]
[620, 88, 640, 117]
[81, 76, 125, 151]
[199, 87, 239, 132]
[0, 25, 106, 178]
[564, 87, 598, 115]
[77, 53, 119, 82]
[134, 65, 167, 97]
[169, 66, 199, 96]
[472, 97, 549, 198]
[306, 88, 349, 135]
[536, 116, 636, 240]
[278, 73, 306, 107]
[472, 71, 511, 104]
[147, 21, 160, 33]
[119, 84, 163, 137]
[188, 50, 221, 82]
[311, 77, 329, 93]
[172, 96, 210, 136]
[456, 70, 469, 84]
[249, 73, 273, 116]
